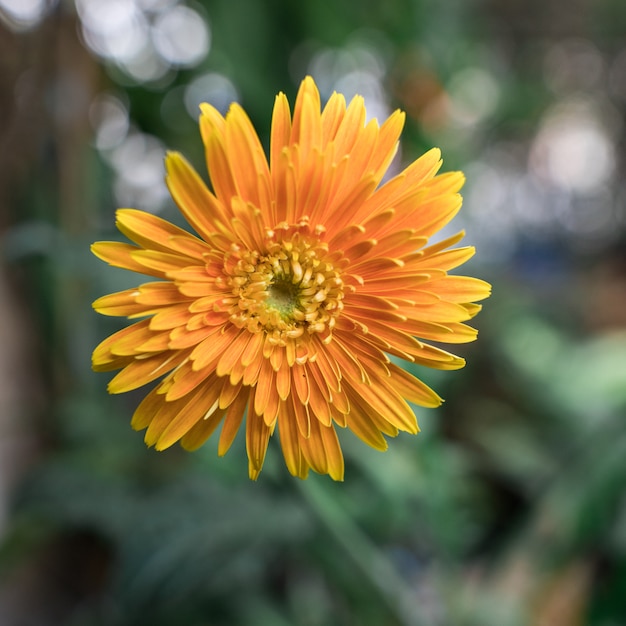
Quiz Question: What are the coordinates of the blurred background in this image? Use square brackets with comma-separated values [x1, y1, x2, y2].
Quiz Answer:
[1, 0, 625, 624]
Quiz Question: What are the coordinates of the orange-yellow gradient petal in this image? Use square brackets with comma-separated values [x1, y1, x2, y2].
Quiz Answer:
[92, 76, 490, 480]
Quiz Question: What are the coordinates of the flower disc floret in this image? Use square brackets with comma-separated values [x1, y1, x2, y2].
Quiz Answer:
[225, 223, 346, 346]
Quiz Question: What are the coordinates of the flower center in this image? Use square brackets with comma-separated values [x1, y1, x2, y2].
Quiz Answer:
[266, 278, 299, 319]
[224, 223, 346, 346]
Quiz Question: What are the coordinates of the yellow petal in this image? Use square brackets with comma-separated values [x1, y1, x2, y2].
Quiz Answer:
[157, 377, 223, 450]
[165, 151, 231, 241]
[116, 208, 204, 258]
[388, 363, 442, 408]
[91, 241, 158, 277]
[225, 104, 271, 208]
[107, 351, 188, 394]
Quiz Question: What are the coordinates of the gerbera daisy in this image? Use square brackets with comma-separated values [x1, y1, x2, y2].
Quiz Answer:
[92, 76, 490, 480]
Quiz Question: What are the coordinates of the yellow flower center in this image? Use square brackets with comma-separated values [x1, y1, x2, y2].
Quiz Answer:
[225, 222, 346, 346]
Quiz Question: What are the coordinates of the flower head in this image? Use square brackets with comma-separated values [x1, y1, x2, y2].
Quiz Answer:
[92, 76, 490, 480]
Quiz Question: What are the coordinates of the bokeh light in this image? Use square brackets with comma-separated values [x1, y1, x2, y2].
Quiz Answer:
[304, 36, 391, 123]
[0, 0, 55, 31]
[108, 132, 169, 212]
[75, 0, 210, 84]
[152, 4, 210, 67]
[530, 98, 616, 194]
[89, 94, 130, 151]
[184, 71, 239, 117]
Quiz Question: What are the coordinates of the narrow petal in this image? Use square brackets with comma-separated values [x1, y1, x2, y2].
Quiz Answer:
[108, 351, 188, 394]
[427, 275, 492, 302]
[255, 357, 276, 421]
[225, 104, 271, 208]
[93, 288, 153, 318]
[320, 91, 346, 146]
[278, 399, 308, 479]
[116, 208, 205, 258]
[388, 363, 442, 408]
[299, 417, 328, 475]
[343, 389, 389, 450]
[131, 386, 164, 431]
[216, 329, 258, 377]
[246, 392, 272, 479]
[204, 123, 238, 204]
[190, 325, 240, 371]
[291, 76, 321, 149]
[165, 151, 232, 241]
[320, 424, 344, 481]
[218, 387, 249, 456]
[156, 377, 223, 450]
[180, 406, 227, 451]
[276, 362, 291, 401]
[91, 242, 159, 277]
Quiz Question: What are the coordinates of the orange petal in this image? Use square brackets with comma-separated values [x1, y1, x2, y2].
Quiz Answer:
[204, 124, 238, 205]
[115, 208, 204, 258]
[407, 343, 466, 370]
[218, 387, 249, 456]
[278, 400, 307, 478]
[144, 395, 183, 446]
[93, 288, 152, 318]
[131, 249, 195, 276]
[148, 303, 193, 331]
[320, 423, 344, 481]
[219, 378, 242, 409]
[320, 91, 346, 146]
[226, 104, 271, 207]
[190, 325, 240, 371]
[91, 242, 159, 277]
[352, 377, 418, 435]
[276, 362, 291, 401]
[131, 386, 164, 431]
[165, 151, 231, 241]
[291, 390, 310, 438]
[344, 387, 396, 443]
[157, 376, 223, 450]
[306, 363, 332, 427]
[180, 406, 227, 451]
[388, 363, 442, 408]
[255, 357, 276, 421]
[216, 329, 258, 377]
[246, 393, 272, 479]
[164, 360, 213, 401]
[93, 320, 150, 365]
[291, 362, 310, 404]
[428, 275, 492, 303]
[291, 76, 321, 149]
[325, 337, 368, 386]
[299, 416, 327, 475]
[107, 351, 188, 394]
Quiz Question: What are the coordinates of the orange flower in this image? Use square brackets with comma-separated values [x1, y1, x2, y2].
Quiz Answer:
[92, 76, 490, 480]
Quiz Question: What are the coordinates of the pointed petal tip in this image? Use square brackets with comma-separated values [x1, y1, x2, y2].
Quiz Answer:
[297, 75, 321, 101]
[199, 101, 220, 117]
[248, 462, 262, 480]
[164, 150, 181, 166]
[425, 146, 442, 161]
[154, 438, 174, 452]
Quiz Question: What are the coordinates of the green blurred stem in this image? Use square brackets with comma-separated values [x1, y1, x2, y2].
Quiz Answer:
[299, 479, 436, 626]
